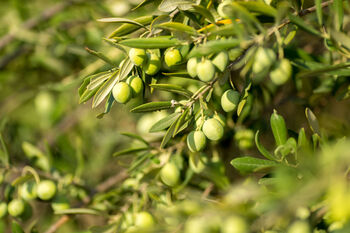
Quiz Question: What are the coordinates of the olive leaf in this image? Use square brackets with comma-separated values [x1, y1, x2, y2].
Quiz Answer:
[158, 0, 195, 12]
[231, 156, 278, 174]
[149, 112, 181, 132]
[119, 37, 181, 49]
[108, 15, 155, 38]
[131, 101, 173, 113]
[149, 84, 193, 98]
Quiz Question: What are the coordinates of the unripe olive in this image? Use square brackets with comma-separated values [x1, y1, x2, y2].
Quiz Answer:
[187, 57, 199, 78]
[160, 163, 180, 187]
[222, 216, 248, 233]
[212, 51, 229, 72]
[197, 59, 216, 82]
[129, 48, 147, 66]
[164, 48, 182, 67]
[187, 131, 207, 152]
[8, 199, 25, 217]
[51, 195, 70, 212]
[202, 118, 224, 141]
[126, 75, 143, 97]
[135, 211, 155, 229]
[270, 58, 292, 85]
[19, 181, 37, 200]
[0, 202, 7, 218]
[144, 52, 161, 76]
[287, 221, 310, 233]
[184, 217, 207, 233]
[112, 82, 132, 104]
[221, 89, 240, 112]
[189, 153, 208, 173]
[252, 47, 276, 74]
[37, 180, 56, 200]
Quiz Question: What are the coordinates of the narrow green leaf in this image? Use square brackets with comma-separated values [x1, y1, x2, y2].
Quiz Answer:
[333, 0, 344, 31]
[96, 93, 115, 119]
[131, 101, 173, 113]
[113, 147, 150, 157]
[298, 128, 310, 150]
[87, 73, 110, 91]
[315, 0, 323, 25]
[108, 15, 155, 38]
[161, 116, 180, 148]
[173, 108, 190, 137]
[158, 0, 194, 12]
[155, 22, 198, 35]
[132, 0, 154, 11]
[255, 131, 276, 161]
[237, 1, 277, 17]
[191, 5, 216, 24]
[79, 85, 101, 104]
[92, 70, 119, 108]
[0, 133, 9, 167]
[119, 37, 181, 49]
[97, 17, 145, 27]
[288, 13, 322, 37]
[54, 208, 104, 216]
[119, 58, 134, 81]
[188, 38, 240, 58]
[305, 108, 320, 135]
[330, 30, 350, 50]
[149, 84, 193, 97]
[11, 174, 33, 186]
[120, 132, 150, 146]
[85, 47, 115, 65]
[230, 156, 278, 174]
[149, 112, 181, 132]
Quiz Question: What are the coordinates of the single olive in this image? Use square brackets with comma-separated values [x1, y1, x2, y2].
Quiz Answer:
[129, 48, 147, 66]
[189, 153, 209, 174]
[252, 47, 276, 74]
[222, 216, 248, 233]
[0, 202, 7, 218]
[187, 57, 199, 78]
[37, 180, 57, 201]
[144, 52, 161, 76]
[270, 58, 292, 85]
[8, 199, 25, 217]
[112, 82, 132, 104]
[287, 221, 310, 233]
[19, 181, 37, 200]
[202, 118, 224, 141]
[164, 48, 182, 67]
[135, 211, 155, 229]
[196, 59, 216, 82]
[221, 89, 240, 112]
[187, 131, 207, 152]
[126, 75, 144, 97]
[212, 51, 229, 72]
[160, 163, 180, 187]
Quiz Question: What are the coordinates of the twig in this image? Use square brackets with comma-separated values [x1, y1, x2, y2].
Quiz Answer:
[44, 215, 70, 233]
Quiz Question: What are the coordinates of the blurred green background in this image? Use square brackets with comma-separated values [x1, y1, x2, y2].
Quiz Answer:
[0, 0, 148, 231]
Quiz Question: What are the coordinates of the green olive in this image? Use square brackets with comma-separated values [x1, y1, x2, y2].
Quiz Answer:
[222, 216, 248, 233]
[112, 82, 132, 104]
[37, 180, 57, 200]
[19, 181, 37, 200]
[202, 118, 224, 141]
[126, 75, 144, 97]
[160, 163, 180, 187]
[287, 221, 310, 233]
[212, 51, 229, 72]
[184, 217, 207, 233]
[164, 48, 182, 67]
[8, 199, 25, 217]
[51, 195, 70, 212]
[187, 131, 207, 152]
[129, 48, 147, 66]
[189, 153, 208, 173]
[0, 202, 7, 218]
[187, 57, 199, 78]
[221, 89, 240, 112]
[196, 59, 216, 82]
[252, 47, 276, 74]
[144, 52, 161, 76]
[270, 58, 292, 85]
[135, 211, 155, 229]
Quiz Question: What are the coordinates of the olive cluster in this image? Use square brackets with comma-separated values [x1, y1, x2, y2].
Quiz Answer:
[0, 179, 69, 220]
